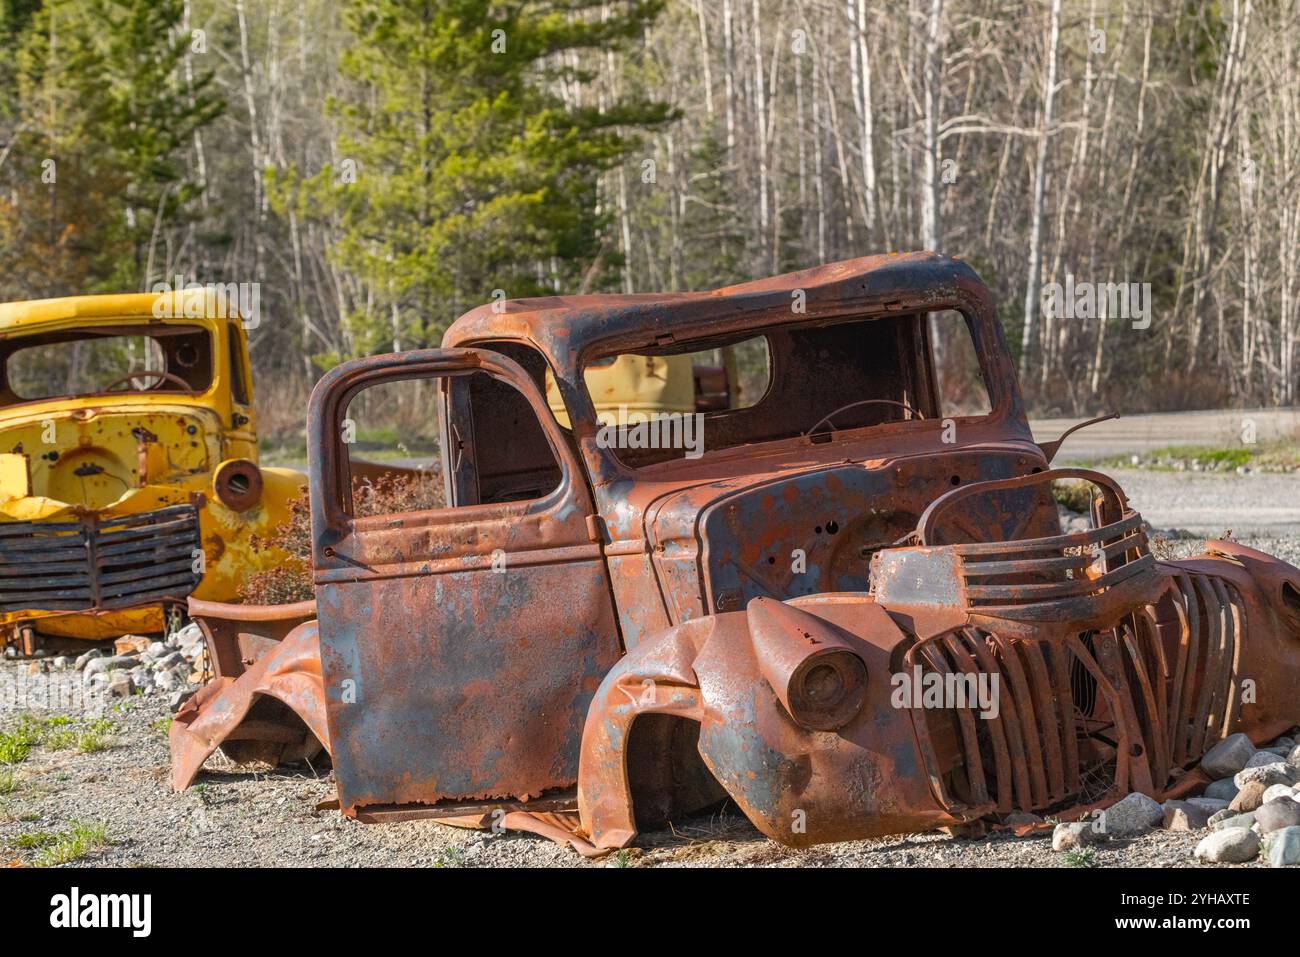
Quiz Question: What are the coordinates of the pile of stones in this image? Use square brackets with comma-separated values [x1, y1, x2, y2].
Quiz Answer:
[42, 622, 210, 708]
[1049, 730, 1300, 866]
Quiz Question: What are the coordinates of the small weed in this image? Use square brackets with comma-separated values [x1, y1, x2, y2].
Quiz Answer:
[0, 718, 39, 765]
[0, 770, 17, 795]
[75, 732, 111, 754]
[612, 849, 631, 868]
[153, 716, 173, 736]
[433, 846, 464, 868]
[41, 728, 77, 751]
[1052, 479, 1095, 514]
[33, 822, 108, 867]
[1061, 846, 1097, 868]
[14, 830, 58, 849]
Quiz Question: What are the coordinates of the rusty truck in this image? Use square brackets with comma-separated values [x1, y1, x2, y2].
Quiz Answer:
[169, 253, 1300, 855]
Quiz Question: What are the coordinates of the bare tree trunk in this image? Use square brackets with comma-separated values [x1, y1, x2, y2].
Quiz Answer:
[1019, 0, 1061, 381]
[920, 0, 944, 253]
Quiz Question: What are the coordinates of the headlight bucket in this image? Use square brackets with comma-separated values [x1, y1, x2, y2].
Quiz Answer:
[213, 459, 263, 512]
[747, 596, 868, 731]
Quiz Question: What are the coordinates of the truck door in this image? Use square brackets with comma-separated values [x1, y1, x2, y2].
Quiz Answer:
[307, 348, 621, 813]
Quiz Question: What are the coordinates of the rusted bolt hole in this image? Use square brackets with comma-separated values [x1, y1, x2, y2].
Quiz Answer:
[826, 520, 839, 534]
[950, 475, 961, 486]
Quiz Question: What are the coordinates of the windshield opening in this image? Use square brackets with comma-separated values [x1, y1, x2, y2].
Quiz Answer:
[582, 310, 992, 468]
[0, 324, 214, 407]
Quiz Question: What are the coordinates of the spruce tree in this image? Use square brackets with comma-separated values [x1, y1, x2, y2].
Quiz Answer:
[278, 0, 671, 356]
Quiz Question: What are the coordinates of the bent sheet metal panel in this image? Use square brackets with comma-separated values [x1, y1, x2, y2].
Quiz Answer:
[170, 619, 328, 791]
[318, 557, 622, 809]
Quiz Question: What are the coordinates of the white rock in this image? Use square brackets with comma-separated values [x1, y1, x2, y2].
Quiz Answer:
[173, 622, 204, 647]
[1186, 797, 1231, 813]
[1052, 821, 1108, 851]
[1288, 744, 1300, 769]
[1098, 792, 1164, 838]
[1235, 761, 1299, 789]
[1194, 827, 1261, 863]
[143, 641, 169, 660]
[1262, 784, 1296, 804]
[1201, 733, 1256, 778]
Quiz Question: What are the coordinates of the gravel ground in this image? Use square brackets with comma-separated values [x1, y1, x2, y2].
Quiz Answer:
[0, 680, 1227, 869]
[1, 469, 1297, 869]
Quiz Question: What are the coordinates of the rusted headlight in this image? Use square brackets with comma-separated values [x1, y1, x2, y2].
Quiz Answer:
[213, 459, 263, 512]
[747, 597, 869, 731]
[786, 649, 869, 731]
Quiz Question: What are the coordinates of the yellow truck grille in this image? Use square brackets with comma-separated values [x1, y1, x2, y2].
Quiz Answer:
[0, 504, 203, 614]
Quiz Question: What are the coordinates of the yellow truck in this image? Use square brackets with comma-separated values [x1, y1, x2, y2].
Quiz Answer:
[0, 291, 304, 654]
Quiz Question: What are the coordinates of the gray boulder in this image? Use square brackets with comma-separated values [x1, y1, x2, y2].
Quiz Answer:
[1098, 792, 1163, 838]
[1235, 762, 1298, 789]
[1211, 811, 1256, 831]
[1255, 798, 1300, 834]
[1207, 808, 1236, 828]
[1201, 733, 1256, 778]
[1262, 826, 1300, 867]
[1053, 821, 1108, 851]
[1204, 778, 1240, 802]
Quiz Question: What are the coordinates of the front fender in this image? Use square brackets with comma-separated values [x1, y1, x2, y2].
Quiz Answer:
[169, 619, 329, 791]
[578, 594, 961, 850]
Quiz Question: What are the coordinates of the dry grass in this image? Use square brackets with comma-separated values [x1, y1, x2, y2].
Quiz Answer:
[239, 470, 445, 604]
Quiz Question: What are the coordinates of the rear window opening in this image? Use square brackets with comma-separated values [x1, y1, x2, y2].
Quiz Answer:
[548, 336, 771, 429]
[0, 324, 214, 405]
[582, 310, 992, 468]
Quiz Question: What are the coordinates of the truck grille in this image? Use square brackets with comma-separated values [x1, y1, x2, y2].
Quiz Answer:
[0, 504, 204, 614]
[905, 573, 1244, 816]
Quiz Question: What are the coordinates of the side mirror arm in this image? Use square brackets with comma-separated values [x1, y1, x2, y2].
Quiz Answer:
[1037, 412, 1120, 464]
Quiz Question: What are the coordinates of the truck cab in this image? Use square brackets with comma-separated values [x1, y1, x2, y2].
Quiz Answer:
[171, 253, 1300, 854]
[0, 291, 304, 652]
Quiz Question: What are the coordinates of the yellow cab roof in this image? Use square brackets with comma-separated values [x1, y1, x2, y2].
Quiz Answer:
[0, 292, 244, 334]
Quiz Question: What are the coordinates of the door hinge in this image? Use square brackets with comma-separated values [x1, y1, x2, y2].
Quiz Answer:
[585, 514, 606, 544]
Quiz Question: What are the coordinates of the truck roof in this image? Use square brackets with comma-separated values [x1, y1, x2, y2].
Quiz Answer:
[0, 292, 245, 334]
[443, 251, 993, 372]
